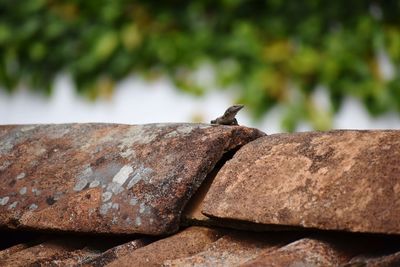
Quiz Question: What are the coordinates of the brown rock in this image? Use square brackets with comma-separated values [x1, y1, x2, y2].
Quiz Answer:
[82, 238, 151, 266]
[203, 130, 400, 234]
[182, 166, 295, 232]
[241, 238, 350, 267]
[106, 226, 223, 267]
[182, 156, 291, 232]
[0, 123, 264, 235]
[345, 251, 400, 267]
[0, 238, 90, 266]
[30, 248, 98, 266]
[163, 231, 285, 267]
[0, 243, 30, 261]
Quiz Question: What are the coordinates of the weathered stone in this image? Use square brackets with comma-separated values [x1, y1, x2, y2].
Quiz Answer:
[0, 238, 89, 266]
[0, 243, 30, 261]
[82, 238, 151, 266]
[106, 226, 223, 267]
[203, 130, 400, 234]
[345, 251, 400, 267]
[29, 248, 98, 266]
[163, 231, 284, 267]
[241, 238, 350, 267]
[0, 123, 264, 235]
[182, 164, 295, 232]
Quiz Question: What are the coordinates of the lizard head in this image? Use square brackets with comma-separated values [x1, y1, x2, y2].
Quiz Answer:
[224, 104, 244, 116]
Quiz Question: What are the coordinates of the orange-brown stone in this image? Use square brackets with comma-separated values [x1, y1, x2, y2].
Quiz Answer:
[242, 238, 350, 267]
[203, 130, 400, 234]
[106, 226, 222, 267]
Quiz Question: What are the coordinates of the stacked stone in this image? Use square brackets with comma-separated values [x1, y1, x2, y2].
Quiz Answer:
[1, 124, 399, 266]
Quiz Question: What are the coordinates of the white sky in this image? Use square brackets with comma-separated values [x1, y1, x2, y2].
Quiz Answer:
[1, 74, 400, 134]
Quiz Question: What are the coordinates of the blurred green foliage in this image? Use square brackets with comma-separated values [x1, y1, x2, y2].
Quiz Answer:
[1, 0, 400, 131]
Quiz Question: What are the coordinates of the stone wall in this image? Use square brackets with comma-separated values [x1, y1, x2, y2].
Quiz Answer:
[1, 123, 399, 266]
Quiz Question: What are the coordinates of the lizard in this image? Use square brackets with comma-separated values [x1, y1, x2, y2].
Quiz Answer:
[210, 104, 244, 125]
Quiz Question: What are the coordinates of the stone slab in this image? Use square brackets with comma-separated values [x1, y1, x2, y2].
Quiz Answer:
[241, 238, 350, 267]
[106, 226, 223, 267]
[346, 251, 400, 267]
[0, 123, 264, 235]
[163, 231, 284, 266]
[0, 238, 88, 266]
[0, 243, 30, 261]
[82, 238, 151, 266]
[203, 130, 400, 234]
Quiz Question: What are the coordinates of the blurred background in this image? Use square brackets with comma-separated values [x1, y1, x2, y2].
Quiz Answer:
[1, 0, 400, 133]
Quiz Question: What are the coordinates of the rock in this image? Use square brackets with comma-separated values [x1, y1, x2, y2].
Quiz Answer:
[203, 130, 400, 234]
[0, 243, 30, 261]
[105, 226, 223, 267]
[345, 251, 400, 267]
[163, 231, 284, 267]
[81, 238, 151, 266]
[241, 238, 350, 267]
[4, 126, 400, 266]
[0, 238, 93, 266]
[0, 123, 264, 235]
[182, 163, 292, 232]
[1, 227, 400, 266]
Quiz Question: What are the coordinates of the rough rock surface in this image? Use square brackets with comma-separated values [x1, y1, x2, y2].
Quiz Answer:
[106, 226, 222, 267]
[346, 251, 400, 267]
[203, 130, 400, 234]
[241, 238, 350, 267]
[2, 227, 400, 266]
[0, 238, 92, 266]
[0, 243, 30, 261]
[80, 238, 151, 266]
[4, 125, 400, 265]
[0, 123, 264, 235]
[163, 231, 284, 267]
